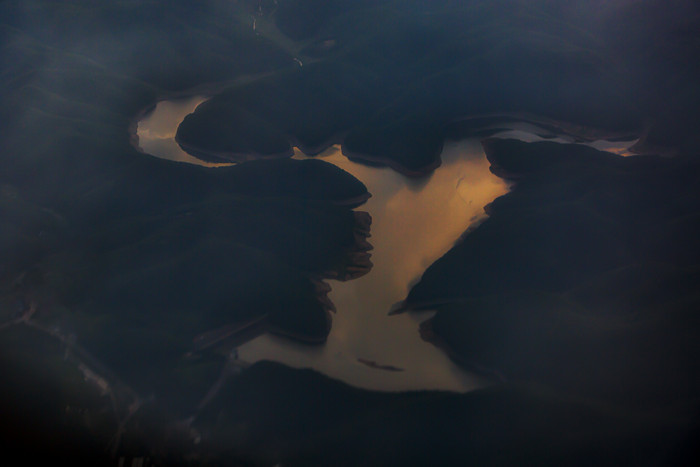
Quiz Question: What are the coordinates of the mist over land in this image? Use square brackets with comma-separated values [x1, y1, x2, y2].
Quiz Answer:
[2, 0, 700, 464]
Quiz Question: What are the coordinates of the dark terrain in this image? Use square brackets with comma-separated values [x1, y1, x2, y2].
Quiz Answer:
[2, 0, 700, 465]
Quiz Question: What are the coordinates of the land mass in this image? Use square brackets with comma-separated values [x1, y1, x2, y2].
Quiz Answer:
[1, 0, 700, 464]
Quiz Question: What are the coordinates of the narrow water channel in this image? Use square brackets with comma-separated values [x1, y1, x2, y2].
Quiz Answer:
[136, 96, 229, 167]
[135, 98, 636, 392]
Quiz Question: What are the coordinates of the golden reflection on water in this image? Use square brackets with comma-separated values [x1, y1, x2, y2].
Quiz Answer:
[136, 96, 232, 167]
[237, 142, 508, 392]
[135, 99, 638, 392]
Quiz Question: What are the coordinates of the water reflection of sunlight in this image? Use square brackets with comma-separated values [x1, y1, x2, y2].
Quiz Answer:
[136, 96, 232, 167]
[238, 142, 507, 392]
[134, 98, 638, 392]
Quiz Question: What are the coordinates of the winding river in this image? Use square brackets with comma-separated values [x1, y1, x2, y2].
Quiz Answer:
[136, 97, 636, 392]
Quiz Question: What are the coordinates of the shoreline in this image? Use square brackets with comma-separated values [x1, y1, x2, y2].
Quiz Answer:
[187, 209, 375, 353]
[129, 91, 649, 367]
[419, 317, 507, 383]
[341, 143, 444, 178]
[174, 135, 295, 164]
[126, 70, 285, 163]
[130, 84, 648, 178]
[445, 111, 642, 144]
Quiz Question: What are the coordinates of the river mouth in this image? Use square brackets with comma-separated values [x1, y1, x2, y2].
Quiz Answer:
[135, 98, 638, 392]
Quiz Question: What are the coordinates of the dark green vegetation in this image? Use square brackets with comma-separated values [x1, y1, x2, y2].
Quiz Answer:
[2, 0, 700, 465]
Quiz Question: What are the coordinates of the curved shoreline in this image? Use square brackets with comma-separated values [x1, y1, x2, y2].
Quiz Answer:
[129, 88, 380, 353]
[174, 135, 295, 164]
[419, 317, 507, 383]
[341, 142, 445, 178]
[129, 92, 643, 385]
[321, 210, 374, 281]
[126, 70, 286, 163]
[133, 100, 509, 391]
[130, 80, 645, 178]
[445, 111, 641, 144]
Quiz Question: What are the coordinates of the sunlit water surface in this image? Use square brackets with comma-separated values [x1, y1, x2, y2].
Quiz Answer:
[136, 98, 636, 392]
[136, 96, 230, 167]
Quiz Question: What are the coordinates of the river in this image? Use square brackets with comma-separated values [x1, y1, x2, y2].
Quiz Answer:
[135, 97, 636, 392]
